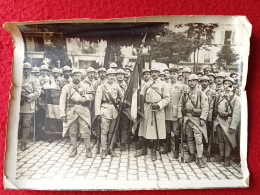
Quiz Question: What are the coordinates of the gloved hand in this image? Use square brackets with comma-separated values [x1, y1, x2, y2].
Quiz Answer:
[61, 116, 67, 122]
[151, 104, 160, 110]
[229, 128, 236, 134]
[95, 115, 102, 122]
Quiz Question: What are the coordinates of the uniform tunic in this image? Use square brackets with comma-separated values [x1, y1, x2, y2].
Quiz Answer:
[59, 76, 72, 90]
[139, 78, 170, 140]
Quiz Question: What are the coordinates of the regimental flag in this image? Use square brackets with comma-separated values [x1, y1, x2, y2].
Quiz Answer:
[45, 88, 63, 135]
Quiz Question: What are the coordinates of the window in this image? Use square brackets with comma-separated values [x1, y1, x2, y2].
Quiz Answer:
[224, 31, 232, 45]
[34, 36, 44, 52]
[204, 50, 211, 63]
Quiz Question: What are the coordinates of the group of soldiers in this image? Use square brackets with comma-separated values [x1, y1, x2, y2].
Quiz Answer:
[19, 61, 241, 169]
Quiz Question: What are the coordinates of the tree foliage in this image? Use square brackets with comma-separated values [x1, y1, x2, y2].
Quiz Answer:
[216, 44, 239, 65]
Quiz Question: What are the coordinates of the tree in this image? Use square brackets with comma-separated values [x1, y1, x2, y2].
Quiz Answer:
[176, 23, 219, 71]
[151, 29, 193, 65]
[216, 44, 239, 67]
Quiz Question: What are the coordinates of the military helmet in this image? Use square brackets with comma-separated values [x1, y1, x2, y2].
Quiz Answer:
[40, 65, 49, 71]
[178, 73, 183, 78]
[163, 68, 169, 72]
[160, 71, 165, 76]
[142, 68, 150, 74]
[71, 68, 82, 75]
[98, 67, 106, 73]
[230, 72, 239, 77]
[200, 75, 210, 81]
[178, 66, 183, 70]
[207, 72, 215, 77]
[182, 67, 192, 73]
[86, 67, 95, 73]
[23, 62, 32, 69]
[124, 66, 132, 72]
[196, 71, 204, 76]
[169, 67, 178, 73]
[223, 77, 235, 84]
[106, 68, 116, 75]
[31, 67, 40, 73]
[188, 74, 199, 81]
[52, 67, 60, 73]
[116, 69, 125, 75]
[215, 72, 225, 78]
[63, 65, 71, 72]
[109, 62, 118, 69]
[150, 66, 160, 72]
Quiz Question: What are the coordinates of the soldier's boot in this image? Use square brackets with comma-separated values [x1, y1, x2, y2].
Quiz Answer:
[213, 156, 224, 163]
[224, 157, 231, 167]
[151, 149, 157, 161]
[196, 158, 206, 168]
[135, 139, 148, 157]
[185, 154, 196, 163]
[109, 149, 118, 157]
[101, 150, 107, 159]
[214, 142, 225, 163]
[174, 136, 180, 159]
[69, 137, 77, 158]
[121, 143, 126, 151]
[86, 148, 92, 158]
[21, 141, 26, 151]
[162, 133, 171, 154]
[136, 137, 143, 150]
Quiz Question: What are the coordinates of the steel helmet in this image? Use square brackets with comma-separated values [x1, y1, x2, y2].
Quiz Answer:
[116, 69, 125, 74]
[31, 67, 40, 73]
[98, 67, 106, 73]
[71, 68, 82, 75]
[86, 67, 95, 73]
[182, 67, 192, 73]
[52, 68, 60, 73]
[106, 68, 116, 75]
[109, 62, 118, 69]
[40, 65, 49, 71]
[63, 65, 72, 72]
[223, 77, 235, 84]
[188, 74, 199, 81]
[200, 75, 210, 81]
[23, 62, 32, 69]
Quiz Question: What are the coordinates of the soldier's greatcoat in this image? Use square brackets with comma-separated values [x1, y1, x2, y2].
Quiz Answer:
[59, 82, 94, 137]
[213, 93, 240, 148]
[139, 78, 170, 140]
[203, 86, 216, 121]
[178, 88, 209, 142]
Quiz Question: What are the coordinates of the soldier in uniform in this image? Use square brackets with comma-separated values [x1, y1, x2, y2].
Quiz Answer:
[124, 66, 132, 84]
[163, 68, 170, 83]
[39, 65, 52, 86]
[135, 66, 170, 161]
[59, 68, 94, 158]
[59, 66, 72, 89]
[19, 63, 41, 151]
[31, 67, 40, 77]
[95, 68, 124, 159]
[177, 73, 184, 84]
[178, 66, 183, 75]
[182, 67, 192, 85]
[109, 62, 118, 71]
[50, 67, 61, 88]
[178, 74, 209, 168]
[215, 72, 225, 94]
[84, 67, 95, 88]
[159, 71, 166, 82]
[207, 72, 216, 90]
[93, 67, 107, 92]
[163, 67, 184, 159]
[213, 77, 240, 166]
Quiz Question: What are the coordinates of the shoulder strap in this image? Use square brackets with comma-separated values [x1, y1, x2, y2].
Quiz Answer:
[102, 84, 118, 111]
[225, 94, 235, 114]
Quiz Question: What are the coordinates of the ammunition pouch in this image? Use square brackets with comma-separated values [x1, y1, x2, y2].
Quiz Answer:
[67, 99, 88, 107]
[191, 108, 202, 117]
[218, 111, 231, 120]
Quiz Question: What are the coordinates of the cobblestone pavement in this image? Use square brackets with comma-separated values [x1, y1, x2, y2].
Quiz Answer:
[16, 139, 243, 181]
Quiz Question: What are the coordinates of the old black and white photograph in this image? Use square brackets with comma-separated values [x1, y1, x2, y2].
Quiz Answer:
[4, 16, 251, 190]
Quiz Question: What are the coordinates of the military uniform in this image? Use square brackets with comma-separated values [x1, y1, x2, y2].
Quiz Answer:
[95, 80, 124, 157]
[20, 67, 41, 151]
[93, 78, 106, 92]
[59, 80, 94, 157]
[59, 76, 72, 89]
[178, 77, 209, 167]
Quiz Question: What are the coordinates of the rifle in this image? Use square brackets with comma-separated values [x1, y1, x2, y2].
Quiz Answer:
[207, 94, 216, 162]
[96, 118, 101, 154]
[180, 91, 187, 163]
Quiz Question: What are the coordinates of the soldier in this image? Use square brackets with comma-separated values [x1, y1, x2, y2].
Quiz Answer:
[142, 68, 151, 84]
[95, 68, 124, 159]
[178, 66, 183, 75]
[197, 71, 204, 91]
[215, 72, 225, 94]
[124, 66, 132, 84]
[201, 75, 216, 156]
[182, 67, 192, 84]
[230, 72, 241, 96]
[59, 68, 94, 158]
[159, 71, 166, 82]
[163, 67, 184, 159]
[39, 65, 52, 86]
[177, 73, 184, 84]
[163, 68, 170, 83]
[178, 74, 209, 168]
[93, 67, 107, 92]
[84, 67, 96, 88]
[109, 62, 118, 71]
[135, 66, 170, 161]
[50, 67, 61, 88]
[213, 77, 240, 166]
[207, 72, 216, 90]
[59, 66, 72, 89]
[19, 63, 41, 151]
[31, 67, 40, 77]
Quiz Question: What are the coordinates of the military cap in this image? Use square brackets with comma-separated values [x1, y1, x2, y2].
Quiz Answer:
[230, 72, 239, 77]
[200, 75, 210, 81]
[163, 68, 169, 72]
[124, 67, 132, 72]
[40, 65, 49, 71]
[196, 71, 204, 76]
[182, 67, 192, 73]
[169, 67, 178, 73]
[142, 68, 150, 74]
[86, 67, 95, 73]
[188, 74, 199, 81]
[71, 68, 82, 75]
[63, 65, 71, 72]
[116, 69, 125, 74]
[207, 72, 215, 77]
[98, 67, 106, 73]
[109, 62, 118, 69]
[160, 71, 165, 76]
[52, 67, 60, 73]
[150, 66, 160, 72]
[178, 73, 183, 78]
[178, 66, 184, 70]
[223, 77, 235, 84]
[31, 67, 40, 73]
[23, 62, 32, 69]
[106, 68, 116, 75]
[215, 72, 225, 78]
